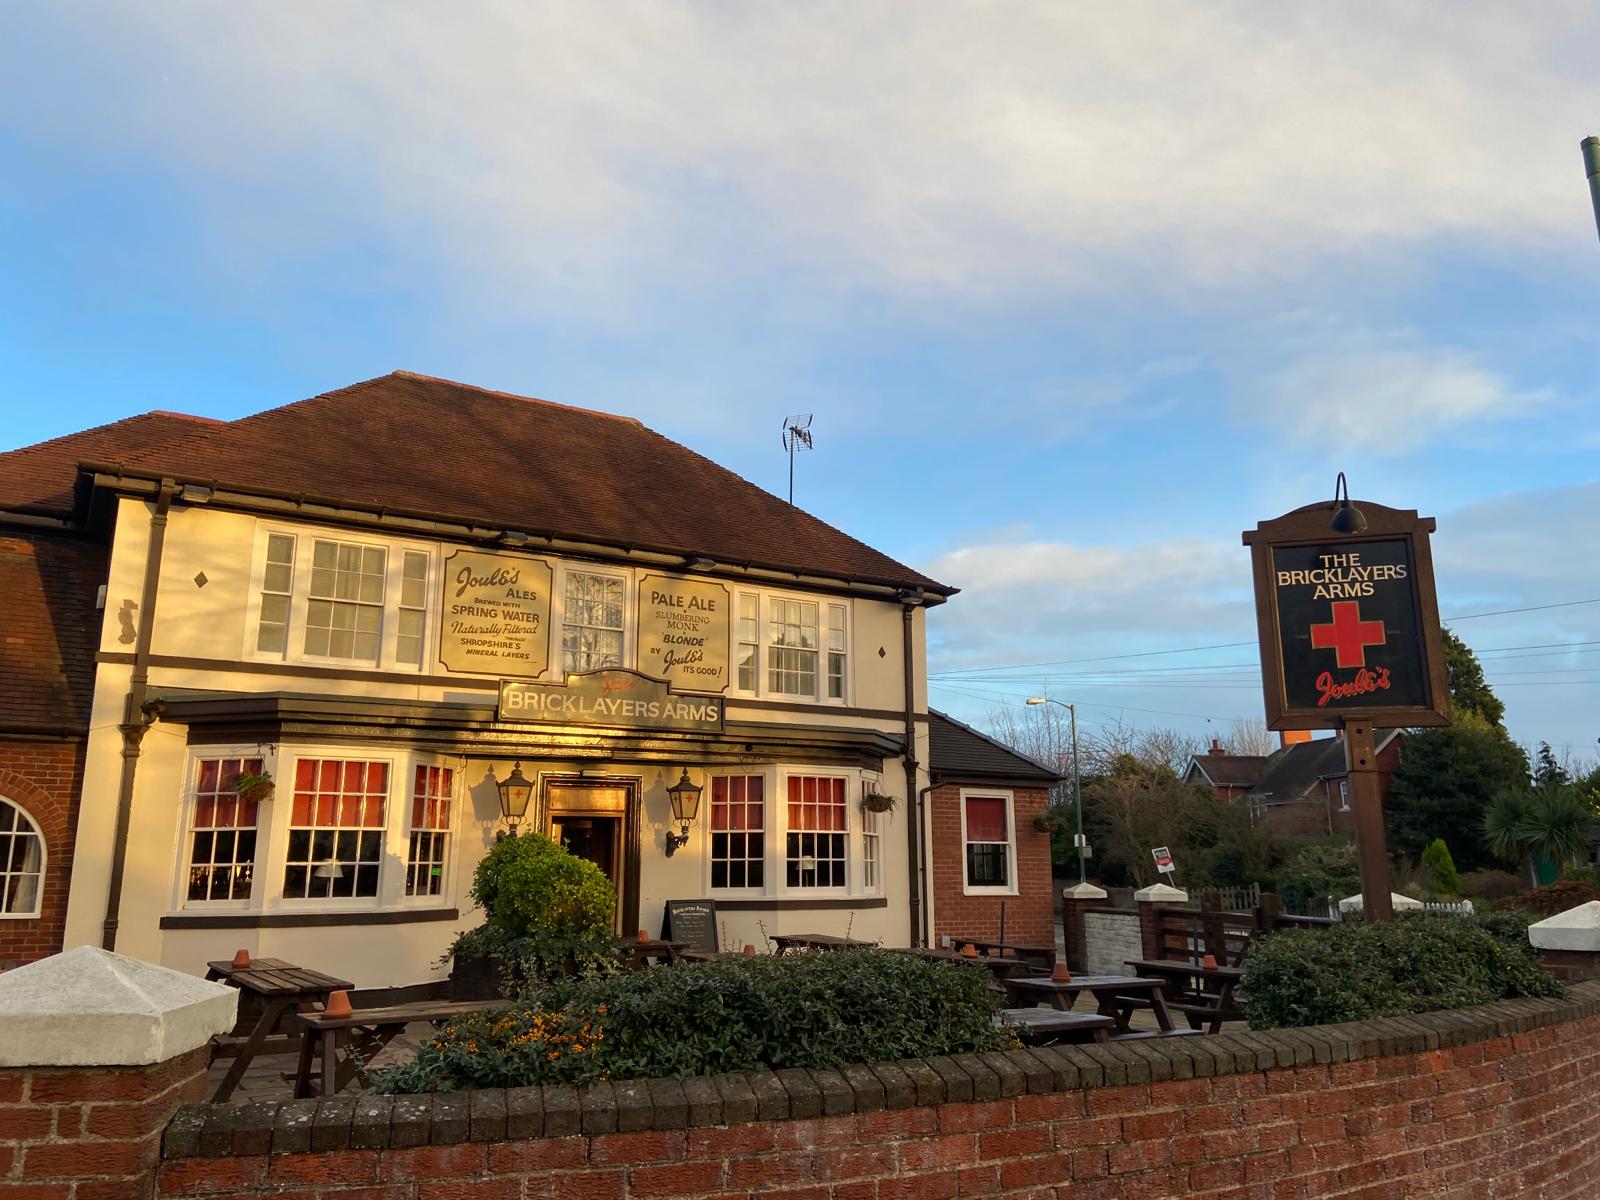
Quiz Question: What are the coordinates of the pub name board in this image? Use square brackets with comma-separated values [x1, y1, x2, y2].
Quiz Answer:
[499, 669, 724, 734]
[1243, 501, 1451, 730]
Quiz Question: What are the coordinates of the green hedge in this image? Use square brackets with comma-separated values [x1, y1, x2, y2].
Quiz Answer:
[379, 948, 1012, 1092]
[1243, 912, 1561, 1030]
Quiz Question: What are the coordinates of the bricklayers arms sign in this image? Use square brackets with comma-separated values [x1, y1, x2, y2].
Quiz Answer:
[1243, 498, 1451, 731]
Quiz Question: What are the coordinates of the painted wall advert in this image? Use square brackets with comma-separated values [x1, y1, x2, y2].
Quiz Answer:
[438, 549, 553, 677]
[636, 574, 730, 693]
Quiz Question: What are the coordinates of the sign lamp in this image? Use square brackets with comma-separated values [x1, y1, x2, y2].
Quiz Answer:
[665, 769, 703, 857]
[496, 761, 535, 835]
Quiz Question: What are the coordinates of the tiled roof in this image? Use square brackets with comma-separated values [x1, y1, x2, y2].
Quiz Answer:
[51, 372, 950, 594]
[1188, 754, 1269, 789]
[1247, 737, 1350, 804]
[0, 411, 221, 516]
[928, 709, 1064, 784]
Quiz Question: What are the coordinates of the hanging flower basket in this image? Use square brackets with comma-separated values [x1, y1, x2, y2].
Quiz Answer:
[1033, 810, 1063, 834]
[230, 770, 275, 805]
[861, 791, 898, 815]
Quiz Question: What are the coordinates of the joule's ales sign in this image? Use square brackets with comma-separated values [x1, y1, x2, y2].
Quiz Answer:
[438, 549, 553, 678]
[1242, 500, 1450, 730]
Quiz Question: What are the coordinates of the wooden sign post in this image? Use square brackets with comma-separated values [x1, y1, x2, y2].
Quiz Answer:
[1243, 495, 1451, 921]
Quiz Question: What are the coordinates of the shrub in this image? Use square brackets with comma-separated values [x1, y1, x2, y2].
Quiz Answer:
[378, 948, 1012, 1092]
[1456, 869, 1524, 904]
[1274, 841, 1359, 914]
[1242, 912, 1562, 1030]
[1420, 838, 1459, 897]
[1493, 881, 1600, 917]
[449, 832, 619, 989]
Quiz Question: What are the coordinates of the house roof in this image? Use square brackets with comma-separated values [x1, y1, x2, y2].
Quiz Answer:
[1, 372, 951, 595]
[1187, 754, 1269, 789]
[0, 411, 221, 516]
[1247, 737, 1351, 804]
[928, 709, 1064, 785]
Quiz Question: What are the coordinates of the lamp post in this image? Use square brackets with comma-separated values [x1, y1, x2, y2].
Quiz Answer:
[1583, 137, 1600, 246]
[1025, 696, 1085, 883]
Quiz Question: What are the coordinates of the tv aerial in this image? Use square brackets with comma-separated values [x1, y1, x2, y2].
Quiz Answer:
[781, 414, 813, 505]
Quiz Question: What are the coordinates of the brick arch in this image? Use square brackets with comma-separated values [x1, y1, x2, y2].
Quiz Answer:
[0, 750, 83, 964]
[0, 769, 61, 829]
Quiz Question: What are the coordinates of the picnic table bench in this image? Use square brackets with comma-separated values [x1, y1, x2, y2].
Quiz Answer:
[291, 998, 505, 1097]
[1003, 973, 1179, 1035]
[204, 958, 354, 1102]
[998, 1008, 1115, 1045]
[950, 939, 1053, 972]
[769, 932, 877, 954]
[1124, 958, 1246, 1033]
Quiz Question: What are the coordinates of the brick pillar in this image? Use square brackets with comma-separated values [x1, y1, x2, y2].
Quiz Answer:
[0, 946, 236, 1199]
[1529, 902, 1600, 983]
[1059, 882, 1107, 973]
[1134, 883, 1188, 961]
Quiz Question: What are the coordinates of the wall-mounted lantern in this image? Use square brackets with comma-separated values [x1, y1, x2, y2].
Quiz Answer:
[664, 769, 703, 857]
[496, 761, 535, 836]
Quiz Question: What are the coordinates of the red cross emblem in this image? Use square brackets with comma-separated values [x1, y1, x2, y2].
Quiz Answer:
[1309, 601, 1387, 669]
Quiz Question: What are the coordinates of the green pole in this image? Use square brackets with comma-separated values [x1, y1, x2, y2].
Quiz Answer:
[1070, 702, 1086, 884]
[1584, 137, 1600, 245]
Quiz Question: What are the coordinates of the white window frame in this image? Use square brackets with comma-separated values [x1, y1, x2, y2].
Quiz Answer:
[704, 772, 769, 894]
[553, 563, 635, 678]
[729, 588, 851, 706]
[1337, 779, 1351, 811]
[175, 751, 268, 911]
[777, 769, 853, 897]
[0, 795, 46, 920]
[244, 524, 438, 674]
[405, 762, 458, 900]
[960, 788, 1018, 897]
[167, 745, 462, 917]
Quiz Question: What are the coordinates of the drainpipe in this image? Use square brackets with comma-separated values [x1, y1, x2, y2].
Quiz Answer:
[101, 480, 177, 951]
[900, 594, 925, 946]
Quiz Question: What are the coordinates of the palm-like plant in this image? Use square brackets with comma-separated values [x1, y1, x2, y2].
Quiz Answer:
[1482, 786, 1597, 885]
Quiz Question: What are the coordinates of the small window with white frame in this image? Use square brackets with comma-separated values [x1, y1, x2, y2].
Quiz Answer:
[250, 527, 434, 671]
[962, 790, 1016, 894]
[561, 569, 626, 673]
[731, 590, 850, 704]
[1338, 779, 1350, 811]
[406, 764, 453, 897]
[183, 756, 263, 904]
[861, 804, 880, 891]
[0, 795, 45, 918]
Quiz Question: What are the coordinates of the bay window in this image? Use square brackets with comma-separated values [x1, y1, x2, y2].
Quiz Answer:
[406, 764, 454, 897]
[184, 756, 263, 904]
[785, 775, 847, 889]
[283, 759, 388, 900]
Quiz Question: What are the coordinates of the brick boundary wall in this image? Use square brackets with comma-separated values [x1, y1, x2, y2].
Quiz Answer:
[142, 982, 1600, 1200]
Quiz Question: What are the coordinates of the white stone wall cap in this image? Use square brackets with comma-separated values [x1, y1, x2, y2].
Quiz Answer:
[1337, 892, 1425, 912]
[1060, 882, 1109, 900]
[1528, 901, 1600, 952]
[0, 946, 238, 1067]
[1134, 883, 1189, 902]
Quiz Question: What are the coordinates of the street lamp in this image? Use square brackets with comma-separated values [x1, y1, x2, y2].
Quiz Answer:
[1583, 136, 1600, 246]
[1025, 696, 1086, 884]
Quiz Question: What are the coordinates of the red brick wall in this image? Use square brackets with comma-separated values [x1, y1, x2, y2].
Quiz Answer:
[1, 1046, 210, 1199]
[152, 988, 1600, 1200]
[0, 744, 86, 967]
[929, 783, 1054, 952]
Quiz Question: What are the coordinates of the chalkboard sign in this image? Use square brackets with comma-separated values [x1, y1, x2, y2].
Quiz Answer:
[661, 899, 719, 954]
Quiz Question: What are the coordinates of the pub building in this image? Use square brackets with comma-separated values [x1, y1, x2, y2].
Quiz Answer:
[0, 372, 1058, 987]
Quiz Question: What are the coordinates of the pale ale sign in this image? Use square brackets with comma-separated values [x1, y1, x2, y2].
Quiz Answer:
[636, 574, 730, 693]
[438, 549, 553, 678]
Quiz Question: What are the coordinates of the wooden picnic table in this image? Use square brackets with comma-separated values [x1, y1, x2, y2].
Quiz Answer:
[997, 1007, 1115, 1045]
[901, 947, 1032, 981]
[204, 958, 354, 1102]
[769, 933, 877, 954]
[619, 936, 687, 969]
[1124, 958, 1246, 1033]
[949, 939, 1054, 971]
[291, 999, 504, 1097]
[1003, 973, 1177, 1035]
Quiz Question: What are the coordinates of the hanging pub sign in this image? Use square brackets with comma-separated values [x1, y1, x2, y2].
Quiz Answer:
[1242, 492, 1451, 731]
[636, 574, 731, 693]
[438, 549, 553, 678]
[499, 668, 724, 733]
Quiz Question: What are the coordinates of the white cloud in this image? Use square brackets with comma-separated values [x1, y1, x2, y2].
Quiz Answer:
[8, 2, 1598, 315]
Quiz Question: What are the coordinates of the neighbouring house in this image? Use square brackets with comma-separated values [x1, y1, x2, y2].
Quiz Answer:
[1185, 731, 1404, 839]
[0, 372, 966, 983]
[926, 710, 1064, 952]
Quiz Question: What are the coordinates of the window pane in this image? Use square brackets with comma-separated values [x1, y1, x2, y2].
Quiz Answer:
[184, 757, 262, 903]
[710, 775, 765, 891]
[965, 796, 1008, 842]
[563, 572, 626, 672]
[283, 758, 388, 899]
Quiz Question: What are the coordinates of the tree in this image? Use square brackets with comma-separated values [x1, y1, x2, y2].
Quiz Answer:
[1482, 784, 1596, 885]
[1227, 717, 1276, 757]
[1533, 742, 1571, 789]
[1442, 628, 1504, 727]
[1420, 838, 1459, 896]
[1387, 710, 1529, 871]
[1080, 754, 1244, 888]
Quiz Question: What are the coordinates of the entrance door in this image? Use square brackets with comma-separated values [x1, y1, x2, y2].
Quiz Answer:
[543, 779, 640, 935]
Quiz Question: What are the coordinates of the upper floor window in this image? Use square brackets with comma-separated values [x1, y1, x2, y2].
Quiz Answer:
[562, 570, 625, 673]
[733, 591, 850, 704]
[251, 528, 433, 671]
[0, 796, 44, 918]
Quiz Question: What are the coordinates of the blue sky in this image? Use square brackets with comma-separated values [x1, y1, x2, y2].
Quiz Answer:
[3, 4, 1597, 762]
